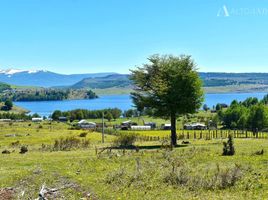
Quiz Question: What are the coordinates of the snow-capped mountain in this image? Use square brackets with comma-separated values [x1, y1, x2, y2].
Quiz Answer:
[0, 68, 116, 87]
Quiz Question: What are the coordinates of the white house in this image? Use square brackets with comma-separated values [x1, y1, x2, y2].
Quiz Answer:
[0, 119, 12, 122]
[131, 126, 151, 130]
[32, 118, 43, 122]
[184, 123, 207, 130]
[161, 124, 171, 130]
[78, 120, 96, 129]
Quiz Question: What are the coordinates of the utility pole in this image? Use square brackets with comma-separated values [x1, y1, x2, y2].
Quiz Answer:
[102, 112, 104, 143]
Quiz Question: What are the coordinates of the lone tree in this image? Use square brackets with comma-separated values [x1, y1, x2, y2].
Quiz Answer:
[4, 99, 13, 111]
[130, 54, 204, 146]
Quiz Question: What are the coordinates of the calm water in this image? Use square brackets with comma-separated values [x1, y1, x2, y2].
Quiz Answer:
[15, 93, 267, 117]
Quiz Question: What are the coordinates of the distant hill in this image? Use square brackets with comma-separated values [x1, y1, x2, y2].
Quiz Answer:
[200, 72, 268, 87]
[71, 72, 268, 89]
[71, 74, 132, 89]
[0, 69, 116, 87]
[2, 68, 268, 93]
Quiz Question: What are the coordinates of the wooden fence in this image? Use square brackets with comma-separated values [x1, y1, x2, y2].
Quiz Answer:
[135, 130, 268, 142]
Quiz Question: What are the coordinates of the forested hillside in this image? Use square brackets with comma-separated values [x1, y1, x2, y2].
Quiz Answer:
[0, 82, 11, 92]
[0, 88, 98, 101]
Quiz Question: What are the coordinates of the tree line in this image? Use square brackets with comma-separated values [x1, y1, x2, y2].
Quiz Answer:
[0, 88, 98, 101]
[217, 95, 268, 131]
[0, 112, 40, 120]
[51, 108, 123, 121]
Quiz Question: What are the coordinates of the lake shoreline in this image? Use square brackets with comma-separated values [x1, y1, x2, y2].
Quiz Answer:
[14, 93, 267, 117]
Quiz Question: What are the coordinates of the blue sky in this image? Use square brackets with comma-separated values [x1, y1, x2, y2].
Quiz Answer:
[0, 0, 268, 74]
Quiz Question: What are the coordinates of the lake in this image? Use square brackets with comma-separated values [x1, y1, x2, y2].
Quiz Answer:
[14, 93, 267, 117]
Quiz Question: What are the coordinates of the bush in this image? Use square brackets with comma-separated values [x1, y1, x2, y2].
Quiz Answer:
[20, 146, 28, 154]
[222, 135, 235, 156]
[113, 134, 136, 147]
[253, 149, 264, 155]
[10, 140, 20, 147]
[53, 137, 89, 151]
[79, 132, 88, 137]
[2, 149, 11, 154]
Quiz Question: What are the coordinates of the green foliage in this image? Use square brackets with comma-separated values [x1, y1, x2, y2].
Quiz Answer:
[262, 94, 268, 104]
[79, 132, 88, 137]
[109, 108, 122, 120]
[52, 108, 122, 121]
[113, 133, 136, 147]
[219, 97, 268, 131]
[130, 54, 204, 145]
[247, 104, 268, 131]
[223, 135, 235, 156]
[105, 112, 113, 122]
[215, 103, 221, 111]
[52, 110, 62, 120]
[203, 104, 209, 111]
[0, 88, 97, 101]
[1, 99, 13, 111]
[53, 137, 90, 151]
[124, 109, 135, 118]
[4, 99, 13, 110]
[19, 145, 28, 154]
[0, 112, 31, 120]
[220, 103, 249, 129]
[131, 54, 204, 118]
[0, 82, 11, 92]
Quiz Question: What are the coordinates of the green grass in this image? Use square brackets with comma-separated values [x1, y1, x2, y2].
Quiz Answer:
[84, 111, 216, 129]
[0, 103, 29, 114]
[1, 121, 268, 199]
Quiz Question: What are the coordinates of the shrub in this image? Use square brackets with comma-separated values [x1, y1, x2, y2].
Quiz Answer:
[79, 132, 88, 137]
[163, 166, 190, 186]
[253, 149, 264, 155]
[53, 137, 89, 151]
[222, 134, 235, 156]
[2, 149, 11, 154]
[113, 134, 136, 147]
[20, 146, 28, 154]
[10, 140, 20, 147]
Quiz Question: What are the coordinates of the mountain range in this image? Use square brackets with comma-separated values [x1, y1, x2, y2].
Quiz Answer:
[1, 69, 268, 94]
[0, 69, 115, 87]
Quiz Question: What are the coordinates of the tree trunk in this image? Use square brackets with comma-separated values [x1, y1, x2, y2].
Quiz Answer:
[170, 112, 177, 146]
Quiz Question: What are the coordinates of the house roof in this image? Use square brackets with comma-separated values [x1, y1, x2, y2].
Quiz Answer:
[78, 120, 96, 125]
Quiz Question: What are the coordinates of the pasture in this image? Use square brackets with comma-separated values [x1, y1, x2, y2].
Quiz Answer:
[1, 121, 268, 199]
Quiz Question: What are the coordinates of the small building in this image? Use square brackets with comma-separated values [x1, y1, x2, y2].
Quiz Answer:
[121, 120, 132, 126]
[58, 116, 68, 122]
[184, 123, 207, 130]
[78, 120, 96, 129]
[0, 119, 12, 122]
[32, 118, 43, 122]
[144, 122, 156, 129]
[131, 126, 151, 130]
[161, 124, 171, 130]
[121, 120, 138, 130]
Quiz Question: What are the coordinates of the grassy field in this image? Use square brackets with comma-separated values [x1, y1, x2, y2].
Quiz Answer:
[0, 103, 29, 114]
[83, 111, 215, 129]
[1, 121, 268, 199]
